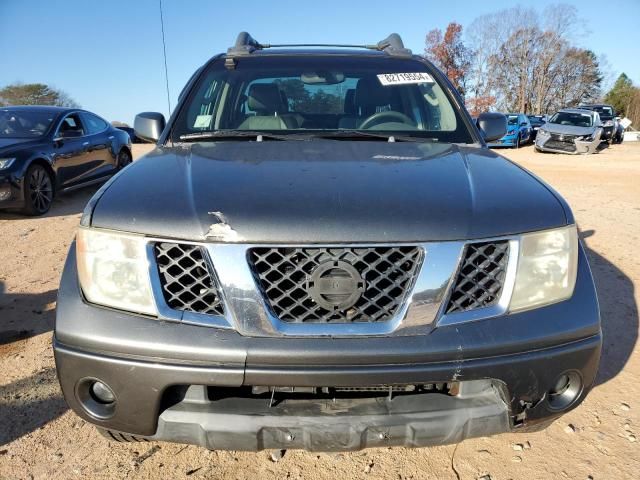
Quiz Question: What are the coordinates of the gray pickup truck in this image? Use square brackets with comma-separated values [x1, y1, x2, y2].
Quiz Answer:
[54, 33, 601, 452]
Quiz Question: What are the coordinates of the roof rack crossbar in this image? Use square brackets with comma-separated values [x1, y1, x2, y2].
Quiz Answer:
[225, 32, 413, 58]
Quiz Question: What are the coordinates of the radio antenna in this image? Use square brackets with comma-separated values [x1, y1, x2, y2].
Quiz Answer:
[159, 0, 171, 115]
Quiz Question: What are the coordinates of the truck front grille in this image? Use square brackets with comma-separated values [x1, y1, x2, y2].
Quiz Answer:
[248, 246, 423, 323]
[154, 242, 224, 315]
[445, 241, 509, 314]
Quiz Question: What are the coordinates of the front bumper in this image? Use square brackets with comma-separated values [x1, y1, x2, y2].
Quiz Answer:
[487, 132, 518, 148]
[54, 243, 601, 451]
[0, 174, 25, 209]
[535, 133, 601, 155]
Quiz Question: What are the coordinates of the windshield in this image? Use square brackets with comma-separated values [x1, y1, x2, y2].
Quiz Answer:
[549, 112, 593, 127]
[171, 55, 473, 143]
[0, 109, 56, 138]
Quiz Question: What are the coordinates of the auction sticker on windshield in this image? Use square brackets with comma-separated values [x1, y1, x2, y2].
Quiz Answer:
[377, 72, 434, 86]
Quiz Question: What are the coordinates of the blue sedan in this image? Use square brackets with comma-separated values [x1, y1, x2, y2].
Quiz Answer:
[488, 113, 532, 148]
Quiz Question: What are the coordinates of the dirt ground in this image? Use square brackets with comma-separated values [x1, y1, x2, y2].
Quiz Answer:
[1, 141, 639, 480]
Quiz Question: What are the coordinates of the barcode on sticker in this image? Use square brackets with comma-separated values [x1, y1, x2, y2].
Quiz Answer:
[377, 72, 434, 86]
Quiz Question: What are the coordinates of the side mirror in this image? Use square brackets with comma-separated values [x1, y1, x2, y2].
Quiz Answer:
[520, 121, 528, 126]
[134, 112, 166, 143]
[477, 112, 507, 143]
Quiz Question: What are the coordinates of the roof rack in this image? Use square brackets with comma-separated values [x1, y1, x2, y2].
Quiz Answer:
[225, 32, 412, 65]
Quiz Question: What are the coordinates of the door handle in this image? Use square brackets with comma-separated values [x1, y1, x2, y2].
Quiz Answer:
[108, 135, 114, 140]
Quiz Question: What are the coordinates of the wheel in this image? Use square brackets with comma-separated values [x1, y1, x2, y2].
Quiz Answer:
[22, 164, 53, 216]
[117, 149, 132, 170]
[514, 134, 521, 149]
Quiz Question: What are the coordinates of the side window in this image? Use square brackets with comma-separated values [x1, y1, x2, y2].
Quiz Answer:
[186, 77, 223, 131]
[82, 112, 108, 135]
[57, 113, 85, 137]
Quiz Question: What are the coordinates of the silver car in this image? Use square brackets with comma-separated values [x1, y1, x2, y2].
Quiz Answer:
[535, 109, 603, 154]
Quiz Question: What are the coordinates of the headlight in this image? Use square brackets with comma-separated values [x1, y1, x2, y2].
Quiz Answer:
[604, 120, 614, 127]
[0, 158, 16, 169]
[76, 228, 157, 315]
[509, 225, 578, 312]
[537, 129, 549, 136]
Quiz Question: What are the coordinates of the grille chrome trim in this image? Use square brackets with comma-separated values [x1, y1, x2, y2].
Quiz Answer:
[437, 239, 519, 327]
[247, 246, 424, 324]
[445, 241, 510, 314]
[154, 242, 225, 316]
[208, 242, 464, 337]
[142, 237, 522, 336]
[146, 244, 233, 329]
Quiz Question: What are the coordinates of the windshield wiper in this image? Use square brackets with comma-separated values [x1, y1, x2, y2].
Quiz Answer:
[179, 130, 303, 142]
[311, 130, 436, 142]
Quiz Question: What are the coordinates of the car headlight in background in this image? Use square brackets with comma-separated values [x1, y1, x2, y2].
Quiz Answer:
[603, 120, 614, 127]
[0, 158, 16, 170]
[576, 134, 594, 142]
[509, 225, 578, 312]
[76, 228, 157, 315]
[537, 129, 549, 137]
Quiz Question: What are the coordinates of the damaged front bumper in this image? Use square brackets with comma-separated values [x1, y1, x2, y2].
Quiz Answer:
[53, 242, 602, 451]
[535, 130, 602, 154]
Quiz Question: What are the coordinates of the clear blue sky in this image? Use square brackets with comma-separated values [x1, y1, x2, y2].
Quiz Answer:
[1, 0, 638, 124]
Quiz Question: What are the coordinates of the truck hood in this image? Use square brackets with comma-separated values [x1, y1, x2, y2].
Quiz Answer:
[90, 141, 568, 242]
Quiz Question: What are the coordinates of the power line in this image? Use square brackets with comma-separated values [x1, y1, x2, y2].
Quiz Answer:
[159, 0, 171, 115]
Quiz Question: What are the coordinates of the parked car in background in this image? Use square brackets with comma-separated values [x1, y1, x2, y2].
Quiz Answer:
[487, 113, 532, 148]
[0, 106, 132, 215]
[613, 117, 624, 144]
[115, 126, 141, 144]
[54, 32, 601, 452]
[527, 115, 546, 140]
[578, 104, 615, 142]
[535, 108, 602, 154]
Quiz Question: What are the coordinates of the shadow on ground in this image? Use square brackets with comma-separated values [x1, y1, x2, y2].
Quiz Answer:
[0, 282, 57, 348]
[581, 230, 637, 386]
[0, 184, 97, 221]
[0, 367, 68, 446]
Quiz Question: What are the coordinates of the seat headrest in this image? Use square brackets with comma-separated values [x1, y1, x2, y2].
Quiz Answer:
[354, 76, 393, 109]
[344, 89, 356, 115]
[247, 84, 284, 113]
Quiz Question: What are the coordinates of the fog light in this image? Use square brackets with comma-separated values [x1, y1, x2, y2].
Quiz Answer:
[0, 187, 11, 201]
[90, 381, 115, 404]
[548, 371, 582, 411]
[76, 378, 117, 419]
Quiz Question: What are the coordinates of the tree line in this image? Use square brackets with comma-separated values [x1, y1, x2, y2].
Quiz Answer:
[424, 3, 637, 127]
[0, 83, 79, 108]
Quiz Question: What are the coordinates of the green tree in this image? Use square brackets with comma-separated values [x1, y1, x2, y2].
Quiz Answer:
[0, 83, 79, 108]
[604, 73, 636, 117]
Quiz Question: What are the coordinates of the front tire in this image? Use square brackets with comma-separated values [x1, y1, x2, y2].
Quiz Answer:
[22, 164, 53, 216]
[117, 149, 132, 170]
[514, 134, 521, 149]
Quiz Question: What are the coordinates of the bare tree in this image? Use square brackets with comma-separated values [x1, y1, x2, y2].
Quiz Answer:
[463, 3, 599, 115]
